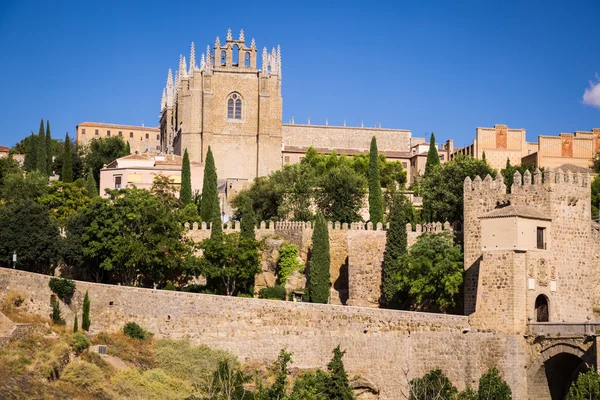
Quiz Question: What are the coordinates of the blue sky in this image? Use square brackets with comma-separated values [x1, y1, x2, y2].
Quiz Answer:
[0, 0, 599, 148]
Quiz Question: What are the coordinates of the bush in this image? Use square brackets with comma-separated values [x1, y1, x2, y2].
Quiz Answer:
[277, 243, 304, 284]
[59, 361, 105, 393]
[71, 332, 91, 354]
[478, 367, 511, 400]
[258, 286, 287, 300]
[181, 284, 215, 294]
[48, 277, 76, 303]
[409, 369, 458, 400]
[123, 322, 150, 340]
[162, 281, 176, 291]
[567, 368, 600, 400]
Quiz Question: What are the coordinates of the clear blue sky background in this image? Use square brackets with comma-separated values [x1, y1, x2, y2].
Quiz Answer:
[0, 0, 599, 148]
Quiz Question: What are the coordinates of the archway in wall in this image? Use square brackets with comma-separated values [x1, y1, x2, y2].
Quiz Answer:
[535, 294, 549, 322]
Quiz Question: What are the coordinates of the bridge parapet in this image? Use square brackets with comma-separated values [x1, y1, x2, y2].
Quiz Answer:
[528, 322, 600, 337]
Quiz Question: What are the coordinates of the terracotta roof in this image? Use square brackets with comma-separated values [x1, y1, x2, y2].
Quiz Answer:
[77, 122, 160, 131]
[556, 164, 594, 174]
[480, 205, 552, 221]
[0, 145, 10, 152]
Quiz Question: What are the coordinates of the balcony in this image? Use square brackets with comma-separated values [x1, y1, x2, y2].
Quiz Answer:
[528, 322, 600, 337]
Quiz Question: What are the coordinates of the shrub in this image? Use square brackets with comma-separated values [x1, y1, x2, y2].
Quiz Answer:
[567, 368, 600, 400]
[182, 284, 215, 294]
[111, 368, 192, 400]
[478, 367, 511, 400]
[50, 301, 65, 325]
[162, 281, 176, 291]
[48, 277, 76, 303]
[409, 369, 457, 400]
[71, 332, 91, 354]
[258, 286, 287, 300]
[59, 361, 105, 394]
[123, 322, 150, 340]
[277, 243, 304, 284]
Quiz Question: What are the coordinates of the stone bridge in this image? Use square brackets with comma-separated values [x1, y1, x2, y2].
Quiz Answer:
[526, 323, 600, 399]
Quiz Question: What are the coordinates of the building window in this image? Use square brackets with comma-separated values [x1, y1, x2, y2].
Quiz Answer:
[537, 227, 546, 249]
[284, 156, 290, 164]
[95, 129, 99, 136]
[107, 130, 111, 137]
[114, 175, 122, 189]
[402, 162, 407, 169]
[145, 133, 149, 139]
[245, 52, 251, 67]
[82, 129, 86, 135]
[227, 93, 242, 120]
[156, 134, 159, 140]
[221, 50, 226, 66]
[440, 154, 444, 161]
[119, 131, 122, 137]
[130, 132, 133, 138]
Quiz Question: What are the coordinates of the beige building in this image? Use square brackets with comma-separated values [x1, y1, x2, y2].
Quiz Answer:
[0, 146, 10, 159]
[76, 122, 161, 155]
[452, 124, 600, 171]
[99, 154, 203, 198]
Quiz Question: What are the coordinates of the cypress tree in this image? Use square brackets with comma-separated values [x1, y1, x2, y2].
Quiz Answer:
[240, 204, 256, 240]
[381, 194, 408, 307]
[36, 119, 47, 174]
[81, 291, 91, 331]
[368, 136, 384, 225]
[505, 158, 511, 169]
[482, 151, 487, 163]
[180, 149, 192, 205]
[24, 132, 37, 172]
[200, 146, 220, 223]
[62, 133, 73, 183]
[85, 168, 98, 197]
[45, 120, 53, 176]
[424, 132, 441, 177]
[73, 314, 78, 332]
[308, 213, 330, 304]
[125, 141, 131, 155]
[210, 213, 223, 239]
[325, 346, 354, 400]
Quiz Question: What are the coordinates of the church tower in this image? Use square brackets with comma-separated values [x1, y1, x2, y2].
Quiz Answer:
[159, 29, 283, 182]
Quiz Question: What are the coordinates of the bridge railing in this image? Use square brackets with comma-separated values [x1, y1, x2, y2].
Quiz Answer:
[527, 322, 600, 336]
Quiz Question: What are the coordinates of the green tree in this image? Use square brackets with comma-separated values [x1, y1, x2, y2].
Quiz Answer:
[37, 180, 92, 226]
[206, 359, 253, 399]
[151, 174, 180, 209]
[290, 370, 329, 400]
[22, 133, 38, 172]
[84, 136, 129, 186]
[46, 120, 53, 176]
[200, 146, 220, 223]
[0, 156, 21, 194]
[82, 291, 91, 331]
[232, 176, 283, 222]
[477, 367, 511, 400]
[501, 163, 543, 192]
[566, 368, 600, 400]
[368, 136, 384, 225]
[180, 149, 192, 205]
[61, 133, 74, 182]
[325, 345, 354, 400]
[409, 369, 458, 400]
[399, 232, 463, 312]
[482, 151, 487, 163]
[308, 213, 330, 303]
[0, 199, 60, 273]
[54, 138, 84, 181]
[73, 314, 78, 332]
[1, 170, 48, 202]
[315, 164, 367, 223]
[125, 141, 131, 155]
[51, 301, 65, 325]
[424, 132, 441, 177]
[277, 243, 303, 284]
[592, 175, 600, 219]
[239, 201, 256, 240]
[381, 194, 408, 308]
[199, 232, 261, 296]
[85, 168, 98, 197]
[36, 119, 47, 174]
[264, 349, 292, 400]
[421, 155, 496, 223]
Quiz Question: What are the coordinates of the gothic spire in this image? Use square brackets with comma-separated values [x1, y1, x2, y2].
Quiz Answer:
[239, 29, 245, 42]
[200, 53, 205, 71]
[166, 68, 173, 87]
[227, 28, 232, 41]
[262, 47, 268, 73]
[271, 47, 276, 72]
[179, 55, 187, 78]
[206, 45, 212, 73]
[161, 88, 166, 110]
[189, 42, 196, 74]
[277, 45, 282, 76]
[251, 38, 256, 50]
[215, 36, 221, 47]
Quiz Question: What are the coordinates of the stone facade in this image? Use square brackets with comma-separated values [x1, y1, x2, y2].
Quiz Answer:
[76, 122, 160, 155]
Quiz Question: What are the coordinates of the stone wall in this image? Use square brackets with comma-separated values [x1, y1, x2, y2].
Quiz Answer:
[0, 268, 527, 399]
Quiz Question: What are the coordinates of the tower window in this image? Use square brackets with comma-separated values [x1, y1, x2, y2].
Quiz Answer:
[537, 227, 546, 250]
[130, 132, 134, 138]
[227, 93, 242, 120]
[245, 52, 251, 67]
[221, 50, 226, 66]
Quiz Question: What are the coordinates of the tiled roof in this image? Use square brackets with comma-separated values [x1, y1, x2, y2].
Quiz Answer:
[480, 205, 551, 221]
[556, 164, 594, 174]
[77, 122, 160, 131]
[0, 145, 11, 152]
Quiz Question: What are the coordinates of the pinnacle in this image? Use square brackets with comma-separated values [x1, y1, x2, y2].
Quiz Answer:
[251, 38, 256, 49]
[239, 29, 245, 42]
[227, 28, 232, 41]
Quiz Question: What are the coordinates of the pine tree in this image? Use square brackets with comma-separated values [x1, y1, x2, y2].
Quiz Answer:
[62, 133, 73, 182]
[81, 291, 91, 331]
[85, 168, 98, 197]
[23, 132, 37, 172]
[368, 136, 384, 225]
[308, 213, 330, 304]
[424, 132, 441, 177]
[325, 345, 354, 400]
[36, 119, 47, 174]
[200, 146, 220, 223]
[73, 314, 78, 332]
[381, 194, 408, 307]
[180, 149, 192, 205]
[45, 120, 53, 176]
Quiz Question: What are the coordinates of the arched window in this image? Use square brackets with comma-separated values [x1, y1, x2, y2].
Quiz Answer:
[535, 295, 549, 322]
[244, 52, 251, 67]
[232, 44, 239, 65]
[220, 51, 226, 66]
[227, 93, 242, 120]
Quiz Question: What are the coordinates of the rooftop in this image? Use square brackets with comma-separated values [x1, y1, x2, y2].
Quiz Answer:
[480, 204, 552, 221]
[77, 122, 160, 131]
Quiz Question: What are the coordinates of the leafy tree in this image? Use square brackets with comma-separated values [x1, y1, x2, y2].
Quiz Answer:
[36, 119, 47, 174]
[1, 170, 48, 202]
[398, 232, 463, 312]
[84, 136, 129, 186]
[199, 232, 261, 296]
[82, 290, 91, 331]
[381, 194, 408, 308]
[232, 176, 283, 222]
[457, 386, 478, 400]
[368, 137, 384, 225]
[22, 133, 38, 172]
[205, 359, 253, 399]
[85, 168, 98, 197]
[325, 345, 354, 400]
[151, 174, 180, 208]
[271, 163, 316, 221]
[477, 367, 511, 400]
[277, 243, 303, 284]
[421, 155, 496, 223]
[566, 368, 600, 400]
[180, 149, 192, 205]
[424, 132, 441, 177]
[290, 370, 329, 400]
[409, 369, 458, 400]
[240, 203, 256, 240]
[263, 349, 292, 399]
[592, 175, 600, 219]
[308, 213, 330, 303]
[46, 120, 53, 175]
[201, 146, 220, 223]
[501, 163, 543, 192]
[315, 164, 367, 223]
[61, 133, 73, 182]
[37, 179, 92, 226]
[0, 199, 59, 273]
[0, 156, 21, 193]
